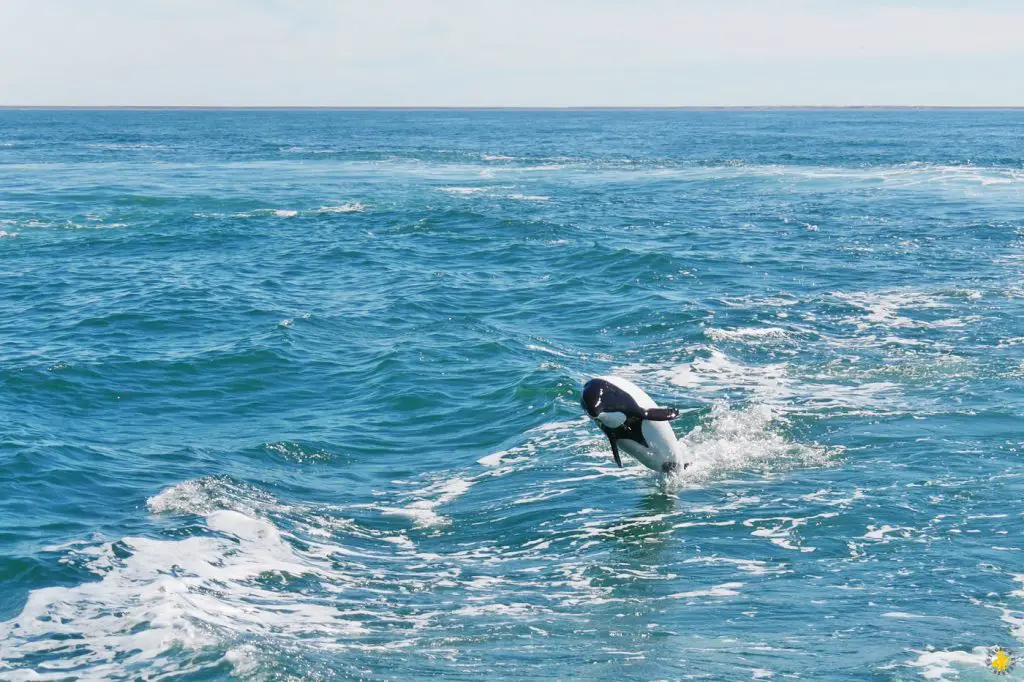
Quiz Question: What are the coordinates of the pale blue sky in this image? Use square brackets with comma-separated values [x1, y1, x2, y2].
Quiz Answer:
[1, 0, 1022, 106]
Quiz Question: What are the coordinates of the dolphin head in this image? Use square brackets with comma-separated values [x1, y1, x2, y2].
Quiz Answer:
[580, 379, 604, 419]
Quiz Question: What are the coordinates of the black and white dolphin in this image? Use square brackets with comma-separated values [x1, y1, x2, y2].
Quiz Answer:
[581, 376, 690, 473]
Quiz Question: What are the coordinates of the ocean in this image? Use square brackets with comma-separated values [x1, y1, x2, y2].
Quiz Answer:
[0, 108, 1022, 681]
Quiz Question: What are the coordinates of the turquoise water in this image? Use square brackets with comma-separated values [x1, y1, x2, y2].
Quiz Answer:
[1, 109, 1023, 681]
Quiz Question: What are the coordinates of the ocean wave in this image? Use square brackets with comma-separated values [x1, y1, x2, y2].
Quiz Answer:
[666, 581, 744, 600]
[387, 158, 1022, 189]
[670, 161, 1024, 191]
[5, 110, 1023, 681]
[1, 476, 433, 678]
[478, 418, 586, 468]
[255, 157, 1024, 193]
[704, 326, 791, 343]
[754, 161, 1024, 187]
[279, 146, 340, 155]
[505, 193, 551, 202]
[4, 464, 779, 678]
[84, 142, 169, 151]
[262, 440, 339, 463]
[9, 218, 130, 230]
[146, 475, 282, 517]
[211, 203, 368, 219]
[316, 202, 366, 213]
[439, 186, 490, 195]
[0, 505, 365, 679]
[488, 160, 1024, 193]
[831, 290, 951, 331]
[231, 208, 297, 219]
[906, 649, 989, 681]
[375, 476, 474, 527]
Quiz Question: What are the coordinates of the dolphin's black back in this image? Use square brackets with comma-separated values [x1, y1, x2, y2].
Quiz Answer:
[580, 378, 642, 419]
[580, 378, 649, 447]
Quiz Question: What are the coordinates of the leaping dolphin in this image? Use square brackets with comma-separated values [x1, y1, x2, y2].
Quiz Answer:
[580, 376, 690, 473]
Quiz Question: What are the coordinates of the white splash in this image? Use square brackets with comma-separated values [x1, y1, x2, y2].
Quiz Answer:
[671, 403, 836, 486]
[627, 349, 905, 417]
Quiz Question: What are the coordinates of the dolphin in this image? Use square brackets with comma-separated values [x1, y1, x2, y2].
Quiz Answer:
[580, 376, 690, 473]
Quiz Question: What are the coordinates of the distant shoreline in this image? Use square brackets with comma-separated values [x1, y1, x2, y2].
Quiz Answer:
[1, 105, 1023, 112]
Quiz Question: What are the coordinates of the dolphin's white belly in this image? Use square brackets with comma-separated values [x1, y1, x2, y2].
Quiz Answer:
[617, 419, 680, 472]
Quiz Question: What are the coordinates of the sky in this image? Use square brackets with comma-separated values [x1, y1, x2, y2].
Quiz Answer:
[1, 0, 1022, 107]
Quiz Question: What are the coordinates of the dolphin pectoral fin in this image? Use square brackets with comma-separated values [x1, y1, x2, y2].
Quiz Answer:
[609, 437, 622, 468]
[644, 407, 680, 421]
[647, 406, 706, 422]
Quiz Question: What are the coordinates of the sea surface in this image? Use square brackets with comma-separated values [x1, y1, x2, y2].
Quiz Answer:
[1, 109, 1023, 681]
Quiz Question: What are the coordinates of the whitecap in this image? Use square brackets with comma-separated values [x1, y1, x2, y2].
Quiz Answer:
[439, 186, 489, 195]
[232, 208, 299, 219]
[524, 342, 569, 357]
[831, 290, 953, 331]
[906, 648, 989, 680]
[478, 418, 585, 468]
[905, 573, 1024, 679]
[862, 524, 915, 542]
[317, 202, 366, 213]
[0, 503, 365, 679]
[681, 556, 789, 576]
[506, 193, 550, 202]
[704, 327, 791, 343]
[667, 582, 744, 599]
[377, 477, 474, 527]
[742, 513, 837, 553]
[147, 476, 281, 517]
[882, 612, 956, 620]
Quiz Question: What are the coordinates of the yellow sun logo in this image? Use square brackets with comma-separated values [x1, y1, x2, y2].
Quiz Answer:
[987, 647, 1015, 676]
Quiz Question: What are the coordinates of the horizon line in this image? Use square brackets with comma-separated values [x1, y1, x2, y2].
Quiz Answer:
[2, 105, 1024, 111]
